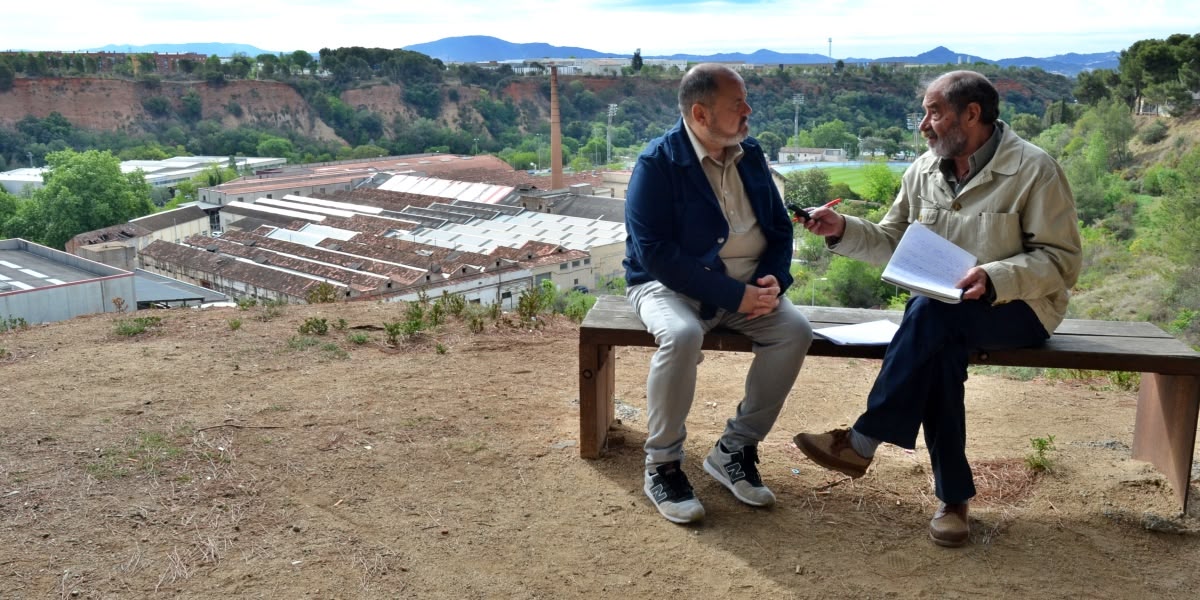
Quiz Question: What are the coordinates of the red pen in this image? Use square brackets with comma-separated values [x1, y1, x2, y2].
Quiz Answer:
[822, 198, 842, 209]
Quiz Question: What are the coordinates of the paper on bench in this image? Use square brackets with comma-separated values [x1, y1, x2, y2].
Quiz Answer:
[881, 222, 977, 304]
[813, 320, 899, 346]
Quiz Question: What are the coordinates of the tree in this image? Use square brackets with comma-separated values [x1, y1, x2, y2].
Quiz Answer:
[256, 137, 295, 159]
[632, 49, 643, 72]
[825, 255, 891, 308]
[811, 119, 856, 152]
[1073, 69, 1116, 105]
[755, 131, 783, 160]
[860, 162, 901, 203]
[27, 149, 153, 249]
[291, 50, 313, 73]
[179, 90, 203, 123]
[1009, 113, 1045, 140]
[0, 187, 19, 231]
[784, 168, 832, 207]
[0, 59, 14, 93]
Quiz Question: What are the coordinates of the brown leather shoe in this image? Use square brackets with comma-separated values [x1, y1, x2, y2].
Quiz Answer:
[793, 428, 872, 478]
[929, 502, 970, 547]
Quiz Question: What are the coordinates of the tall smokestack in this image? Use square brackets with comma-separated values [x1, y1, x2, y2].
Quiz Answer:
[550, 65, 564, 190]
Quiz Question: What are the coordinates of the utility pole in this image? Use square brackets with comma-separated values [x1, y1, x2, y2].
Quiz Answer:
[828, 38, 833, 63]
[606, 104, 618, 166]
[27, 151, 34, 168]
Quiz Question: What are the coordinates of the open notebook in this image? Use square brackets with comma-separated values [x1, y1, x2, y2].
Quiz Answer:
[881, 222, 977, 304]
[813, 320, 900, 345]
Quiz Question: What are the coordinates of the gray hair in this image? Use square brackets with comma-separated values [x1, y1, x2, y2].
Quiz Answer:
[678, 63, 740, 120]
[928, 70, 1000, 124]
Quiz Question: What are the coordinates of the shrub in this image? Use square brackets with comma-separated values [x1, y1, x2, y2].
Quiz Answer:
[517, 280, 556, 323]
[286, 336, 320, 350]
[1025, 435, 1056, 472]
[1, 315, 28, 333]
[562, 290, 596, 323]
[439, 291, 467, 316]
[383, 321, 404, 346]
[298, 317, 329, 336]
[1138, 120, 1169, 145]
[113, 316, 162, 336]
[306, 282, 338, 304]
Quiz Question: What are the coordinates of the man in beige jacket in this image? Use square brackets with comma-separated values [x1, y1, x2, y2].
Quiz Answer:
[793, 70, 1082, 547]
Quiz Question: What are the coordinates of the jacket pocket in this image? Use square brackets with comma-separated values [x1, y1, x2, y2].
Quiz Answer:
[918, 207, 940, 225]
[973, 212, 1023, 262]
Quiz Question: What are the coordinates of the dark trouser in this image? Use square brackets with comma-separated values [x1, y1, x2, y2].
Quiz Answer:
[853, 296, 1048, 504]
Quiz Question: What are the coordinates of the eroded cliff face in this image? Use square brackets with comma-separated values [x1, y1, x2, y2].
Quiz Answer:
[0, 78, 342, 142]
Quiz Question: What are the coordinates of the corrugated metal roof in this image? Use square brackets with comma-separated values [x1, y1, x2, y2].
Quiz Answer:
[226, 201, 327, 222]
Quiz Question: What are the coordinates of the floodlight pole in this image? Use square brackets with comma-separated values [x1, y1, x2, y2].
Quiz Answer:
[792, 93, 805, 144]
[606, 104, 618, 166]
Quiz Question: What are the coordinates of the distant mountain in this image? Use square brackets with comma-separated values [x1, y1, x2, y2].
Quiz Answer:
[402, 37, 1119, 76]
[403, 36, 624, 63]
[996, 52, 1121, 74]
[85, 42, 281, 57]
[77, 38, 1119, 76]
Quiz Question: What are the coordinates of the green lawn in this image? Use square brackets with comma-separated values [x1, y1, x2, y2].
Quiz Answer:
[816, 164, 907, 192]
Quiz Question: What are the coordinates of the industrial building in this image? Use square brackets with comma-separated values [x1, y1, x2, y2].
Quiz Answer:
[0, 238, 135, 324]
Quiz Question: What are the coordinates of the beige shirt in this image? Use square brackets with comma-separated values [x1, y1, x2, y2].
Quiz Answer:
[832, 122, 1082, 334]
[684, 121, 766, 284]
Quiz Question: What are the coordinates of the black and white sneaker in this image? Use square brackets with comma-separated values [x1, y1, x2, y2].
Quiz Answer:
[644, 461, 705, 524]
[703, 441, 776, 507]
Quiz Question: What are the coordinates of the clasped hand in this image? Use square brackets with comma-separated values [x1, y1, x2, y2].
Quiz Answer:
[740, 275, 781, 319]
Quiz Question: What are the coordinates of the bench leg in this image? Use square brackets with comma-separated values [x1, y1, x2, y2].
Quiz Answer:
[579, 342, 616, 459]
[1132, 373, 1200, 512]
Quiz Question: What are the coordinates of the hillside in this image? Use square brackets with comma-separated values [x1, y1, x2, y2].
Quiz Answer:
[0, 66, 1071, 163]
[0, 78, 342, 142]
[1, 300, 1197, 597]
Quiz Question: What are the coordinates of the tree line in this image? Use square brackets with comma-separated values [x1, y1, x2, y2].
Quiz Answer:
[0, 35, 1197, 346]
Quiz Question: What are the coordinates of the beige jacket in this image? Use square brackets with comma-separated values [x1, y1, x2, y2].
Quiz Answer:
[832, 122, 1082, 334]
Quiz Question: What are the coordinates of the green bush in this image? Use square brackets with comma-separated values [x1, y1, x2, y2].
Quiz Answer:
[113, 316, 162, 336]
[562, 290, 596, 323]
[1025, 435, 1056, 472]
[1, 315, 29, 333]
[1138, 120, 1169, 145]
[298, 317, 329, 336]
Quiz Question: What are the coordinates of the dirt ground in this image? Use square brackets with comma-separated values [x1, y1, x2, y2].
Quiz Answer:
[1, 300, 1198, 599]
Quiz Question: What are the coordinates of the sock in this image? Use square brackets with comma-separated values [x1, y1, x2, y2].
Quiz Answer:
[849, 428, 880, 458]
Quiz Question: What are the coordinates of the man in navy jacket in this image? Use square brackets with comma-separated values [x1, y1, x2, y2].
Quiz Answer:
[624, 63, 813, 524]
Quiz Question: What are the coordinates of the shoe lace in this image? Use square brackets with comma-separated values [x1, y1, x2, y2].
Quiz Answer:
[828, 428, 853, 453]
[736, 446, 764, 486]
[657, 464, 694, 501]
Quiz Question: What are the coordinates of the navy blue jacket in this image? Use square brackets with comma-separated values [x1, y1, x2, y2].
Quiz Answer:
[623, 118, 795, 318]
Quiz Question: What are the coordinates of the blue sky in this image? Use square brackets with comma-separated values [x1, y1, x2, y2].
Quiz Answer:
[6, 0, 1197, 59]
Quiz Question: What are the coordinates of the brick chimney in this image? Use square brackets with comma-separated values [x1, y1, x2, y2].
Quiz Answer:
[550, 65, 564, 190]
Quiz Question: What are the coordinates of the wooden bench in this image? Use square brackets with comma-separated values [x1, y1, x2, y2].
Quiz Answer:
[579, 294, 1200, 511]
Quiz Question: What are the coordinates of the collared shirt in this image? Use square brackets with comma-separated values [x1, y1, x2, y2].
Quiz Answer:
[683, 120, 766, 284]
[938, 122, 1004, 196]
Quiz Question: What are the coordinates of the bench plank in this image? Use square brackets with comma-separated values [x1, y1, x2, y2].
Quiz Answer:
[582, 296, 1200, 374]
[579, 295, 1200, 511]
